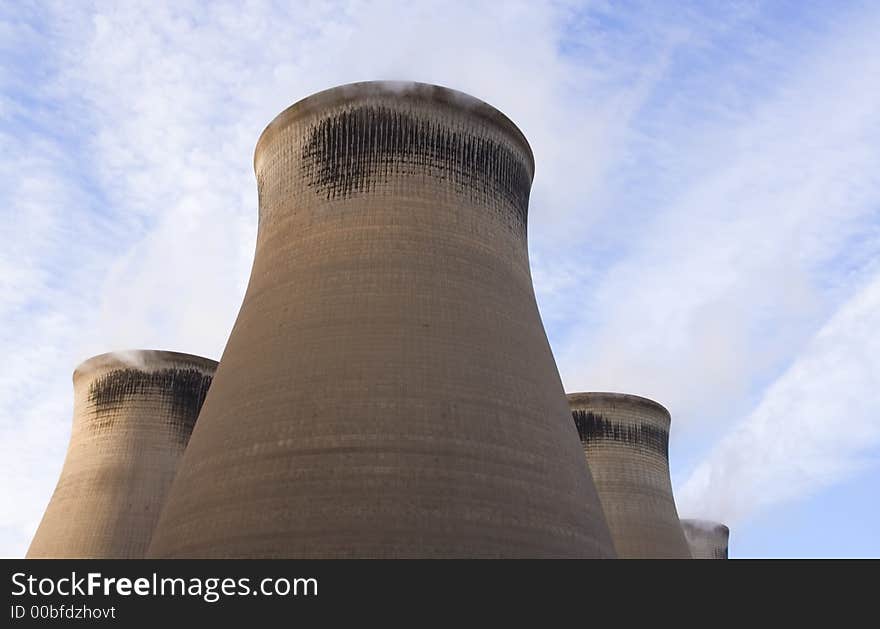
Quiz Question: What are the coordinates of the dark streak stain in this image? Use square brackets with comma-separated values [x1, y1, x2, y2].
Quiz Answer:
[301, 105, 531, 234]
[87, 368, 213, 445]
[571, 410, 669, 459]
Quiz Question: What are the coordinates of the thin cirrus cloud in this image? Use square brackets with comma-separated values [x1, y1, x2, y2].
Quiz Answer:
[678, 269, 880, 523]
[0, 1, 878, 557]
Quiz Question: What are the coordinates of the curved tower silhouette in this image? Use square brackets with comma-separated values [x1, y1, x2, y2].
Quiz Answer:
[148, 82, 615, 558]
[681, 519, 729, 559]
[27, 351, 216, 558]
[568, 392, 691, 558]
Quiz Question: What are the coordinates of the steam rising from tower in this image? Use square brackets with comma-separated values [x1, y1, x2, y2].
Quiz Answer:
[568, 392, 692, 559]
[681, 519, 730, 559]
[27, 351, 217, 558]
[147, 81, 615, 558]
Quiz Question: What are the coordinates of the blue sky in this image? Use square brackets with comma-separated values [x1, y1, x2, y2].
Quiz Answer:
[2, 0, 878, 558]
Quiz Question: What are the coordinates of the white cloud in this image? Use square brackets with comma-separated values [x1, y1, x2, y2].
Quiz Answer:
[555, 4, 880, 437]
[678, 269, 880, 523]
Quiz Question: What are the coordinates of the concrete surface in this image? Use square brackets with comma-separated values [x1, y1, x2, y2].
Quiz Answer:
[568, 392, 692, 559]
[148, 82, 615, 558]
[26, 350, 216, 558]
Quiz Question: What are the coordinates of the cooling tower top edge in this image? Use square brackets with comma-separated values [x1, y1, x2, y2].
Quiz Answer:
[681, 519, 731, 536]
[566, 391, 671, 419]
[73, 350, 219, 383]
[253, 80, 535, 176]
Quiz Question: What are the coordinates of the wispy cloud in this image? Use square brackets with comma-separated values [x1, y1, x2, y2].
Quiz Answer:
[555, 1, 880, 434]
[678, 269, 880, 523]
[553, 2, 880, 528]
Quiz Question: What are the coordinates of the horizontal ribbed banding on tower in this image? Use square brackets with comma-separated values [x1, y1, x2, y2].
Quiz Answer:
[26, 350, 217, 559]
[254, 81, 535, 239]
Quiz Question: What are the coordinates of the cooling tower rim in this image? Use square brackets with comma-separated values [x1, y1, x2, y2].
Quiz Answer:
[73, 350, 218, 383]
[253, 80, 535, 177]
[681, 518, 730, 537]
[567, 391, 671, 419]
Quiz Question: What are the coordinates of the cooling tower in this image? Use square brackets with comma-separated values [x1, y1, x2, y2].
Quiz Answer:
[681, 519, 730, 559]
[148, 81, 615, 558]
[568, 392, 692, 559]
[26, 351, 216, 558]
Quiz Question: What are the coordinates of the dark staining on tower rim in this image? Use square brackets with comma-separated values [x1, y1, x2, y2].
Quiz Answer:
[300, 105, 531, 233]
[87, 368, 213, 445]
[571, 410, 670, 459]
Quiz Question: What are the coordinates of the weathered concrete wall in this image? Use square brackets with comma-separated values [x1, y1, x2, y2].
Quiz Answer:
[27, 351, 216, 558]
[148, 82, 615, 558]
[681, 519, 729, 559]
[568, 392, 692, 559]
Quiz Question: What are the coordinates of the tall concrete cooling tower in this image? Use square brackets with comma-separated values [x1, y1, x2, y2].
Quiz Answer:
[682, 519, 730, 559]
[568, 392, 691, 558]
[148, 82, 615, 558]
[27, 351, 216, 558]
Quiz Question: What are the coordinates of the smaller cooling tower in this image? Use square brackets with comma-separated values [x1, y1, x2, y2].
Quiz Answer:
[681, 519, 730, 559]
[568, 392, 692, 559]
[26, 350, 216, 558]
